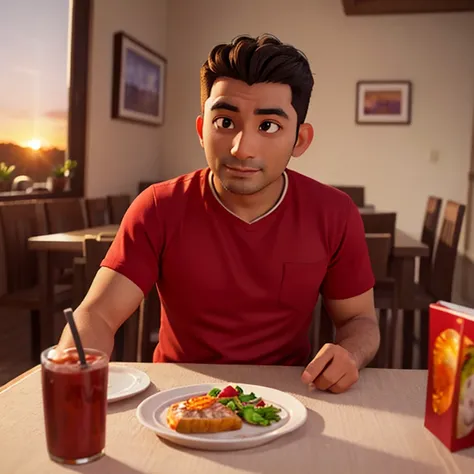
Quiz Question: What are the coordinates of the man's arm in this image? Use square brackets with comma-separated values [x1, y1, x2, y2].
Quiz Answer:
[56, 267, 144, 357]
[327, 288, 379, 369]
[301, 289, 379, 394]
[300, 192, 379, 393]
[57, 185, 162, 356]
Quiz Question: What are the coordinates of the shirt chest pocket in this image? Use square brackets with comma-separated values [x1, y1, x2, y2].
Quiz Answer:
[279, 261, 328, 313]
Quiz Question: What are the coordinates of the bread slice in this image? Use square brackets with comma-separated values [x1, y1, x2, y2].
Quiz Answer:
[166, 395, 243, 434]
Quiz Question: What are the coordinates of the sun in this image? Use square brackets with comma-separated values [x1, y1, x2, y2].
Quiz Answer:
[25, 138, 42, 150]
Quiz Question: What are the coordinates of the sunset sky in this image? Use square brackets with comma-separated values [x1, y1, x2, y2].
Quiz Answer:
[0, 1, 70, 150]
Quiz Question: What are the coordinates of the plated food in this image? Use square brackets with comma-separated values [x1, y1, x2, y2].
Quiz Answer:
[136, 382, 307, 451]
[166, 385, 282, 434]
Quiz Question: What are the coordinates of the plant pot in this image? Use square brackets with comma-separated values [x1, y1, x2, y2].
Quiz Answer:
[0, 180, 11, 192]
[51, 176, 67, 193]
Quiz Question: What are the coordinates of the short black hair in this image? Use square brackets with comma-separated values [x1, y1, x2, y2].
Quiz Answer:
[200, 34, 314, 124]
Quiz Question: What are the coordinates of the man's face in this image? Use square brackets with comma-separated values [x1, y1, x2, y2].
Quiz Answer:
[197, 78, 302, 196]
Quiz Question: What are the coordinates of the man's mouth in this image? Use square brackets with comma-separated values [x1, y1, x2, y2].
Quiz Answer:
[224, 165, 260, 174]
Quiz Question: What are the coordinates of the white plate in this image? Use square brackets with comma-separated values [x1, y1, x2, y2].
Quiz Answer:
[136, 383, 307, 451]
[107, 365, 151, 403]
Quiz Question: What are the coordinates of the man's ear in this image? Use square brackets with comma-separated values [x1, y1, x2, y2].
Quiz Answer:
[196, 115, 204, 148]
[292, 123, 314, 158]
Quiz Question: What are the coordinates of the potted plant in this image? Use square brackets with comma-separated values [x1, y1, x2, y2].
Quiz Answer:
[0, 162, 15, 192]
[51, 159, 77, 192]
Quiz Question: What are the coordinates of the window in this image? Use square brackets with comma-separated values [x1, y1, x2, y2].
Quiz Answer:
[0, 0, 89, 201]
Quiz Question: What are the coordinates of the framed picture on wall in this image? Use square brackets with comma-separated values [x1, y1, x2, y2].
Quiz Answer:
[355, 80, 412, 125]
[112, 31, 167, 126]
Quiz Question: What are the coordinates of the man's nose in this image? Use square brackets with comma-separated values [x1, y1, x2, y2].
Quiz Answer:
[230, 130, 257, 161]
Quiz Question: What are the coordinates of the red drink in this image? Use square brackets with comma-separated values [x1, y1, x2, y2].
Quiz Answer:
[41, 347, 108, 465]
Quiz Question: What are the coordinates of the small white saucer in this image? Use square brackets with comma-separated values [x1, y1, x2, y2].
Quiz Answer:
[107, 365, 151, 403]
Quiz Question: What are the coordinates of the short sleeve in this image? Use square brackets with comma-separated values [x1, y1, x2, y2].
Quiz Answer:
[321, 200, 375, 300]
[100, 186, 162, 296]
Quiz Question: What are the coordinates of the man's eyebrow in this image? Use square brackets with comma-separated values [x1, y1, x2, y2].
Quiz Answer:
[255, 108, 289, 120]
[209, 101, 290, 120]
[209, 101, 239, 112]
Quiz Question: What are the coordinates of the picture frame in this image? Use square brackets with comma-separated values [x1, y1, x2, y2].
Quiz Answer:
[355, 80, 412, 125]
[112, 31, 167, 126]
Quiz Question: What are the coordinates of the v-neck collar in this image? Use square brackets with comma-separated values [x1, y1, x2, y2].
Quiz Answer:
[208, 170, 288, 225]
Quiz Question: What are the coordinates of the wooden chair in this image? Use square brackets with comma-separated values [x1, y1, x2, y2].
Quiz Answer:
[333, 186, 365, 207]
[138, 285, 161, 362]
[43, 198, 87, 233]
[107, 194, 131, 225]
[43, 198, 87, 283]
[138, 181, 158, 194]
[0, 202, 72, 361]
[366, 234, 398, 368]
[402, 200, 466, 369]
[85, 197, 110, 227]
[361, 213, 397, 251]
[419, 196, 442, 290]
[429, 200, 465, 302]
[314, 234, 396, 368]
[82, 237, 114, 289]
[73, 236, 141, 361]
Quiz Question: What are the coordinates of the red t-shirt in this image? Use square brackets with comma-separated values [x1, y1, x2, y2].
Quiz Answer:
[101, 168, 374, 366]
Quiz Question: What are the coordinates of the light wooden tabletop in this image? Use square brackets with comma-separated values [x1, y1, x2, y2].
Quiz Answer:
[27, 225, 428, 258]
[27, 224, 119, 252]
[0, 363, 472, 473]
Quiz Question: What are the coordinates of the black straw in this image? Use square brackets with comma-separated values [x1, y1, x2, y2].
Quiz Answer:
[63, 308, 88, 368]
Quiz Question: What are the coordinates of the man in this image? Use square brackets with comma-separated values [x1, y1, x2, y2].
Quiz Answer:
[58, 34, 379, 394]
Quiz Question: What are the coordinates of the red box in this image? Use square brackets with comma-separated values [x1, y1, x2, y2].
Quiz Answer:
[424, 301, 474, 452]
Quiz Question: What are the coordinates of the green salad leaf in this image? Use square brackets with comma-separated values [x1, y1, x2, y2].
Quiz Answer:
[207, 385, 281, 427]
[208, 388, 221, 397]
[238, 392, 257, 403]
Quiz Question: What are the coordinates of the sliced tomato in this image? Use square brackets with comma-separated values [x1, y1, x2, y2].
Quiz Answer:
[255, 400, 266, 407]
[217, 385, 240, 398]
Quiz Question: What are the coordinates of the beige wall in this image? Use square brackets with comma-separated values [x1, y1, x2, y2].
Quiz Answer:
[85, 0, 167, 198]
[162, 0, 474, 240]
[465, 104, 474, 262]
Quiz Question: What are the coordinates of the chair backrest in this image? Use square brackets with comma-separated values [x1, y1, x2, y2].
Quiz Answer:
[333, 186, 365, 207]
[313, 234, 392, 365]
[365, 233, 391, 280]
[44, 198, 87, 233]
[107, 194, 131, 225]
[419, 196, 442, 290]
[85, 197, 110, 227]
[82, 235, 141, 362]
[83, 236, 114, 288]
[430, 200, 466, 301]
[361, 212, 397, 250]
[139, 285, 161, 362]
[138, 181, 157, 194]
[0, 201, 45, 292]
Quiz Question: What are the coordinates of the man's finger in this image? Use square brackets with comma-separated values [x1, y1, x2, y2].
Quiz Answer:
[329, 370, 359, 394]
[312, 356, 347, 391]
[301, 344, 336, 384]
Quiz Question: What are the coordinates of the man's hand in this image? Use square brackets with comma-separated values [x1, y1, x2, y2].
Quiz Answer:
[56, 268, 144, 357]
[301, 343, 359, 394]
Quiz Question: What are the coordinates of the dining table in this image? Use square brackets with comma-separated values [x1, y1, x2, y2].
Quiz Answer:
[0, 363, 472, 473]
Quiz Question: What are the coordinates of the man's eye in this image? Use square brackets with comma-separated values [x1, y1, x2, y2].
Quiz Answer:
[214, 118, 234, 129]
[259, 121, 280, 134]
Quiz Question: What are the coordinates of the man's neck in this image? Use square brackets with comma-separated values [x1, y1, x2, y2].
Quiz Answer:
[211, 173, 286, 224]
